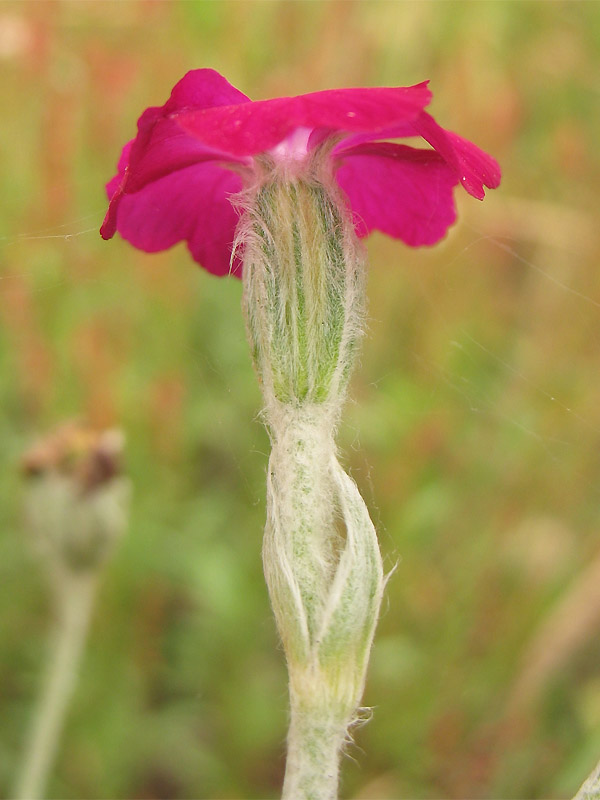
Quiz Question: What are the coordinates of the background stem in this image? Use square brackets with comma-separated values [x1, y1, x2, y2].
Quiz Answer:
[14, 575, 97, 800]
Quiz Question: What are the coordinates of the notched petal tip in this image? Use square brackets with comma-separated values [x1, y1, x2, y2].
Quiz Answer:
[411, 112, 501, 203]
[448, 131, 501, 200]
[461, 153, 502, 200]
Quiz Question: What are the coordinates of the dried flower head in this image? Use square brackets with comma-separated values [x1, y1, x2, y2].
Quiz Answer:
[22, 422, 128, 572]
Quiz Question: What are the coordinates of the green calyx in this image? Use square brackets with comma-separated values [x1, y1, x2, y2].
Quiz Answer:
[242, 172, 364, 408]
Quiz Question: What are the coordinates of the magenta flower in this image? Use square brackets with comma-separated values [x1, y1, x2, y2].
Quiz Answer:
[101, 68, 500, 277]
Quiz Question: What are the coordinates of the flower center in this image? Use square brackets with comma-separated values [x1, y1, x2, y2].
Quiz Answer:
[270, 127, 313, 165]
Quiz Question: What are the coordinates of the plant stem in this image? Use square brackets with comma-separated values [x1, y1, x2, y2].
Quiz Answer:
[14, 574, 97, 800]
[241, 167, 383, 800]
[282, 702, 347, 800]
[574, 758, 600, 800]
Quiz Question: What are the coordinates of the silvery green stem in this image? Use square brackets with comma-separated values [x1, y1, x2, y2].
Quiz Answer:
[271, 436, 383, 800]
[574, 758, 600, 800]
[239, 157, 384, 799]
[14, 575, 96, 800]
[283, 701, 346, 800]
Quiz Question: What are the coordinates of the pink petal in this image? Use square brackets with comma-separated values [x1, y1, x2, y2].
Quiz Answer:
[164, 68, 251, 112]
[124, 119, 242, 194]
[126, 70, 250, 184]
[101, 69, 500, 273]
[175, 82, 432, 157]
[101, 141, 133, 240]
[101, 70, 250, 242]
[334, 114, 501, 201]
[109, 161, 243, 277]
[108, 140, 132, 197]
[411, 112, 501, 200]
[99, 130, 238, 241]
[335, 142, 459, 246]
[332, 122, 418, 152]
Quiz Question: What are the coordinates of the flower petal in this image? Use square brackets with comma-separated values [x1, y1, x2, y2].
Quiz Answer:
[123, 69, 251, 189]
[101, 70, 500, 272]
[101, 70, 250, 242]
[175, 82, 432, 157]
[334, 113, 501, 201]
[125, 69, 250, 187]
[335, 142, 459, 246]
[101, 141, 133, 240]
[107, 161, 243, 277]
[163, 68, 251, 112]
[411, 112, 501, 199]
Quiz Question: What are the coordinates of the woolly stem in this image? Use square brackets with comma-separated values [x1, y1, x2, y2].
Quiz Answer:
[574, 758, 600, 800]
[263, 408, 338, 659]
[240, 159, 384, 799]
[282, 701, 347, 800]
[264, 412, 383, 798]
[14, 575, 97, 800]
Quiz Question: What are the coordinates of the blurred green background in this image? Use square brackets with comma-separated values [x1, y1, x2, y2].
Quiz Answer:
[1, 1, 600, 798]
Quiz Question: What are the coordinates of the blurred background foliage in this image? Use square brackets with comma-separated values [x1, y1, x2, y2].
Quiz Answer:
[1, 1, 600, 798]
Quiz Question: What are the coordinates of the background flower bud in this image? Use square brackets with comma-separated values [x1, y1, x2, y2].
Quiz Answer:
[22, 422, 129, 575]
